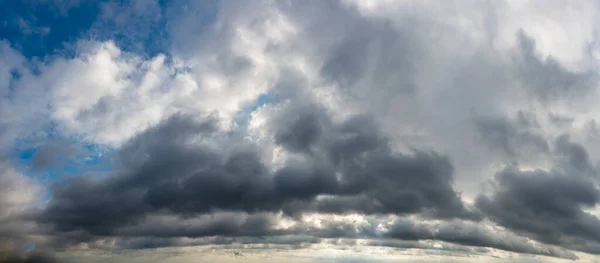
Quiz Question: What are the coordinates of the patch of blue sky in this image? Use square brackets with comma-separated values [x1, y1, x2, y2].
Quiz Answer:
[61, 141, 114, 175]
[89, 0, 169, 58]
[235, 92, 279, 127]
[0, 0, 103, 59]
[0, 0, 221, 64]
[255, 93, 275, 111]
[92, 0, 220, 58]
[167, 1, 220, 52]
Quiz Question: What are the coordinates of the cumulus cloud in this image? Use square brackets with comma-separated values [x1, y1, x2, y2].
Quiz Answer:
[37, 109, 474, 235]
[477, 167, 600, 254]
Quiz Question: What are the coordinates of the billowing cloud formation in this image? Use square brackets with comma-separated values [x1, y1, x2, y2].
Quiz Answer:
[3, 0, 600, 262]
[39, 108, 474, 234]
[477, 139, 600, 254]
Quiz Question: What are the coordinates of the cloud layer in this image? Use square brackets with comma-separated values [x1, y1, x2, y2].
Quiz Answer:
[2, 0, 600, 262]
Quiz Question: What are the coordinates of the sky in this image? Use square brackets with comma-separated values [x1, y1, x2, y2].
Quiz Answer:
[2, 0, 600, 262]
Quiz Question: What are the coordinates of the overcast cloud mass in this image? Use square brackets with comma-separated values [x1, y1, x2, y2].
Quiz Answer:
[2, 0, 600, 262]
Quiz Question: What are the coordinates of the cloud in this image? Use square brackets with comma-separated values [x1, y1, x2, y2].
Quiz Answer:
[513, 31, 598, 103]
[477, 164, 600, 254]
[474, 112, 550, 163]
[0, 166, 40, 237]
[0, 251, 58, 263]
[38, 106, 475, 235]
[3, 0, 600, 262]
[31, 108, 576, 258]
[301, 215, 576, 259]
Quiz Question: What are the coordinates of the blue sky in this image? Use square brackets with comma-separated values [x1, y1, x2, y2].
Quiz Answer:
[0, 0, 220, 59]
[0, 0, 101, 58]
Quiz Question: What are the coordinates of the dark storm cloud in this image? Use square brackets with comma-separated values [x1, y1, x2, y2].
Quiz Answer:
[116, 213, 276, 238]
[271, 104, 476, 220]
[39, 173, 150, 235]
[0, 252, 58, 263]
[38, 116, 222, 234]
[476, 165, 600, 254]
[38, 104, 474, 241]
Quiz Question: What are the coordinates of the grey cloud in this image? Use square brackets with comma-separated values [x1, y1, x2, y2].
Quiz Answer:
[39, 175, 150, 235]
[6, 0, 600, 260]
[0, 252, 58, 263]
[514, 31, 598, 102]
[114, 237, 178, 250]
[319, 18, 418, 95]
[276, 0, 600, 209]
[383, 219, 576, 259]
[0, 164, 43, 251]
[115, 213, 276, 238]
[274, 108, 325, 153]
[432, 222, 574, 259]
[29, 141, 81, 170]
[548, 113, 574, 127]
[360, 218, 577, 259]
[38, 106, 475, 245]
[214, 54, 253, 76]
[476, 112, 597, 178]
[283, 0, 422, 110]
[272, 104, 475, 220]
[105, 209, 578, 259]
[113, 235, 322, 250]
[56, 212, 578, 259]
[283, 0, 598, 115]
[476, 165, 600, 254]
[554, 135, 595, 176]
[475, 113, 549, 162]
[0, 237, 59, 263]
[291, 215, 575, 259]
[365, 239, 492, 258]
[75, 96, 115, 124]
